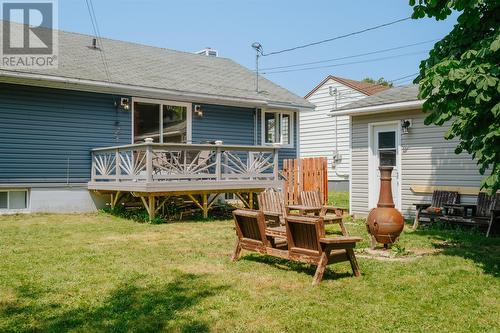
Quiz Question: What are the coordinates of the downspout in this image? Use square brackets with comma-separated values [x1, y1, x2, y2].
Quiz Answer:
[328, 90, 348, 179]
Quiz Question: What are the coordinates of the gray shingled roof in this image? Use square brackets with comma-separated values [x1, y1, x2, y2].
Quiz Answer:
[0, 21, 312, 109]
[336, 84, 420, 111]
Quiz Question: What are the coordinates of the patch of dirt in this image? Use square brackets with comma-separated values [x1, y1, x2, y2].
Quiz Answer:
[356, 248, 442, 262]
[0, 289, 17, 310]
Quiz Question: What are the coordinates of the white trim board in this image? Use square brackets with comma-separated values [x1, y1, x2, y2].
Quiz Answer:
[331, 100, 424, 116]
[367, 120, 402, 211]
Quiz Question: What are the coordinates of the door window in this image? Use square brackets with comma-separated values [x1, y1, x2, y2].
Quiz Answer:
[378, 131, 396, 166]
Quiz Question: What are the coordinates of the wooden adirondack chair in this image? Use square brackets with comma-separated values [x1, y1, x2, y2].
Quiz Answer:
[474, 193, 500, 226]
[486, 195, 500, 237]
[285, 215, 361, 285]
[298, 190, 348, 235]
[412, 190, 460, 229]
[257, 189, 288, 227]
[232, 209, 362, 285]
[231, 209, 270, 261]
[300, 190, 347, 216]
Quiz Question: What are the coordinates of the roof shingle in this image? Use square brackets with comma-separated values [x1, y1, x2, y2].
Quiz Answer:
[305, 75, 390, 99]
[336, 84, 420, 111]
[0, 21, 312, 109]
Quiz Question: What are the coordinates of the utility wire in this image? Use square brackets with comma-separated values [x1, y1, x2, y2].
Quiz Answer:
[260, 39, 437, 71]
[262, 17, 411, 57]
[84, 0, 112, 84]
[262, 50, 428, 74]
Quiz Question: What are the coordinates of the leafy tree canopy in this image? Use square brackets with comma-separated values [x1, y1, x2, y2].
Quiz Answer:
[362, 77, 393, 87]
[410, 0, 500, 193]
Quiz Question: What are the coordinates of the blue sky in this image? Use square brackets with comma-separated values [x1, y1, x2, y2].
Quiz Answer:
[58, 0, 457, 96]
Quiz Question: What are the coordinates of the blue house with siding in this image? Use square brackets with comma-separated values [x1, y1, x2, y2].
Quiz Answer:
[0, 23, 312, 215]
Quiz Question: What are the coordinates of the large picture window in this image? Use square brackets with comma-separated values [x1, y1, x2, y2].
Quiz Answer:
[262, 110, 294, 147]
[133, 99, 191, 143]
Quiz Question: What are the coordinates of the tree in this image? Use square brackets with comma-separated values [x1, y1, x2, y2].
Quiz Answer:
[362, 77, 393, 87]
[410, 0, 500, 194]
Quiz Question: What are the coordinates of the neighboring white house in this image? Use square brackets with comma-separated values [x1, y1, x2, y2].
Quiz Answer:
[333, 85, 486, 218]
[301, 76, 388, 191]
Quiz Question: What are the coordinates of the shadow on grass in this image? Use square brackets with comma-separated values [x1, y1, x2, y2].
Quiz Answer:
[241, 253, 353, 281]
[1, 272, 228, 333]
[411, 223, 500, 277]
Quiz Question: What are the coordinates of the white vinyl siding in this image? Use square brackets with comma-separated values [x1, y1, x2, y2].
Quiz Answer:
[301, 78, 367, 182]
[351, 109, 485, 217]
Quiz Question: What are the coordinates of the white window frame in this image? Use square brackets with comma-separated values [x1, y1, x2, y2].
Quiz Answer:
[367, 121, 402, 211]
[261, 109, 294, 148]
[0, 189, 30, 212]
[131, 97, 192, 144]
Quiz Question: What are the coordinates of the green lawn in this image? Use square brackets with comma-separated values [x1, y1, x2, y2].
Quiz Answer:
[329, 191, 349, 209]
[0, 213, 499, 332]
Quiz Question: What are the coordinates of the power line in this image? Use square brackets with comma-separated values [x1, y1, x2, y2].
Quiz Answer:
[262, 17, 411, 57]
[84, 0, 112, 84]
[390, 72, 419, 82]
[260, 39, 437, 71]
[262, 50, 428, 74]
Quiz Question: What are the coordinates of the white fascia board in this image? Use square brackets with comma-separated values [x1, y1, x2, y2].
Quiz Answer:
[0, 70, 309, 111]
[329, 100, 424, 116]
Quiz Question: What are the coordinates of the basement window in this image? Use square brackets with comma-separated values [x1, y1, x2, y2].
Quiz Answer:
[0, 190, 29, 210]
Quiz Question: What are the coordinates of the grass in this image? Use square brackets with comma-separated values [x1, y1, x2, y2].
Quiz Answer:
[0, 212, 499, 332]
[329, 191, 349, 209]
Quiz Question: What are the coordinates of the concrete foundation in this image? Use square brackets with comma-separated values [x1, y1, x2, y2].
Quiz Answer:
[328, 180, 349, 192]
[29, 187, 109, 213]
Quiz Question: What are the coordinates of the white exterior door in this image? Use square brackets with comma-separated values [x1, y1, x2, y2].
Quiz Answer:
[369, 123, 401, 210]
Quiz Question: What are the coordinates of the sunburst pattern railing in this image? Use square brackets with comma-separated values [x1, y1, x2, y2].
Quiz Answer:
[90, 142, 279, 184]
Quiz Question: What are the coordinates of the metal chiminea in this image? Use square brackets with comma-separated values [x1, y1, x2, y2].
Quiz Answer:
[366, 166, 404, 248]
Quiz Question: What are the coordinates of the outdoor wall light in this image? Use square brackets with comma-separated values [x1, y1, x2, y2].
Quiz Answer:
[194, 104, 203, 117]
[120, 97, 130, 111]
[401, 119, 412, 134]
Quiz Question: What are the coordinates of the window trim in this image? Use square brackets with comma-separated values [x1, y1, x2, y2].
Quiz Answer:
[0, 189, 30, 211]
[260, 109, 294, 148]
[131, 97, 192, 144]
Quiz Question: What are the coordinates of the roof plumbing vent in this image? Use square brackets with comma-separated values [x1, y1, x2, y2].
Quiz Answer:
[196, 47, 218, 57]
[89, 38, 100, 50]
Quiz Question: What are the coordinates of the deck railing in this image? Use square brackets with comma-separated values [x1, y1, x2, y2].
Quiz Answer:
[90, 141, 279, 184]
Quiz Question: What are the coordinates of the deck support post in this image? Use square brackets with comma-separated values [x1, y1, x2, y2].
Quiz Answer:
[140, 195, 156, 221]
[235, 192, 251, 208]
[202, 193, 208, 218]
[110, 191, 122, 209]
[148, 195, 156, 221]
[249, 191, 254, 209]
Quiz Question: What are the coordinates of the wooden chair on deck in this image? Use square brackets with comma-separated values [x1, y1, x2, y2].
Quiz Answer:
[232, 209, 362, 285]
[257, 189, 288, 227]
[298, 190, 348, 235]
[412, 190, 460, 229]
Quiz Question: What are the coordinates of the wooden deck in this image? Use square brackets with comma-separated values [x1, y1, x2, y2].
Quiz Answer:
[88, 141, 282, 218]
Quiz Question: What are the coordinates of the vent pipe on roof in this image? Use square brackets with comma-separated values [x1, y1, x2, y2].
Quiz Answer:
[88, 38, 100, 50]
[196, 48, 218, 57]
